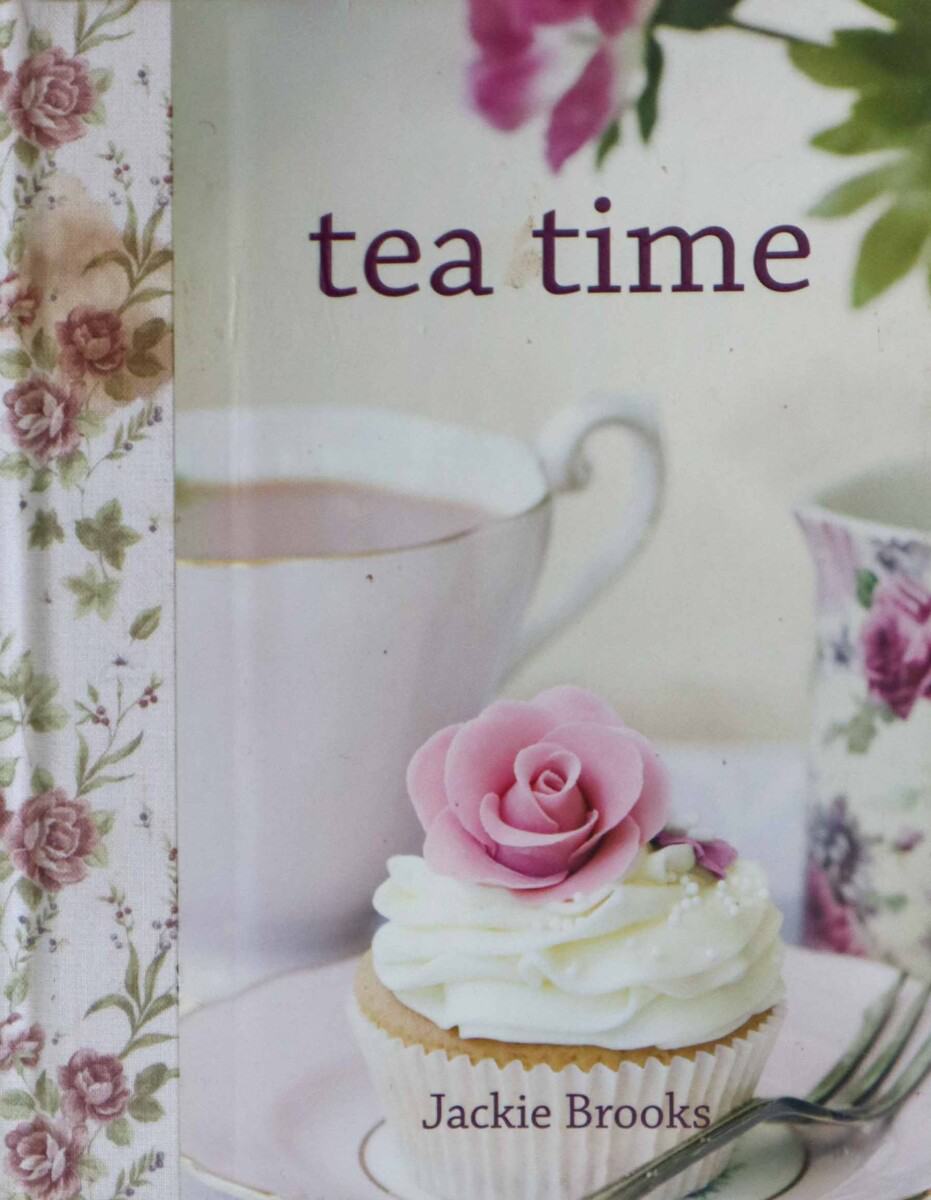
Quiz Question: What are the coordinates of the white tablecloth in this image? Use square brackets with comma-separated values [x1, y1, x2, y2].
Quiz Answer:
[181, 742, 809, 1200]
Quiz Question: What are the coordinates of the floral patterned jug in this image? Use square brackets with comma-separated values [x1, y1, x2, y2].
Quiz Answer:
[797, 462, 931, 982]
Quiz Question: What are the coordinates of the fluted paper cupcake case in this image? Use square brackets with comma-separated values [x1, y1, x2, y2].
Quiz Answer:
[350, 1001, 784, 1200]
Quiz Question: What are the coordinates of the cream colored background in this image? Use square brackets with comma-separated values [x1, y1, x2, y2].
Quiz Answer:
[174, 0, 931, 742]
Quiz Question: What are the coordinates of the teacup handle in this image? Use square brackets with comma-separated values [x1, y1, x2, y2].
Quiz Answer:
[508, 394, 665, 673]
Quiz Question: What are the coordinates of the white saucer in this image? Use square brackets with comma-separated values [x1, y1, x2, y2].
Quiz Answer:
[181, 947, 931, 1200]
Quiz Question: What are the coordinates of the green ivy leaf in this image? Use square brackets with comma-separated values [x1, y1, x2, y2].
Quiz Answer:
[0, 757, 16, 787]
[65, 565, 121, 620]
[789, 38, 898, 89]
[811, 116, 910, 155]
[0, 1091, 35, 1120]
[15, 877, 43, 911]
[106, 1117, 133, 1147]
[129, 607, 161, 641]
[853, 203, 931, 306]
[637, 34, 664, 144]
[0, 348, 32, 380]
[857, 568, 880, 607]
[31, 766, 54, 793]
[75, 499, 141, 571]
[27, 509, 65, 550]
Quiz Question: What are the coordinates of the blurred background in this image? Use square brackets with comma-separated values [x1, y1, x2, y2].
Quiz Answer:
[174, 0, 931, 742]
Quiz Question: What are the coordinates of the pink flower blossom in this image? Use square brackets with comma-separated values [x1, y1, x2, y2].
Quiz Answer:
[0, 1013, 44, 1071]
[3, 789, 98, 893]
[4, 1116, 86, 1200]
[3, 375, 82, 464]
[408, 685, 668, 900]
[0, 273, 40, 329]
[804, 864, 867, 958]
[861, 576, 931, 719]
[6, 48, 95, 150]
[56, 306, 126, 378]
[467, 0, 656, 170]
[652, 828, 738, 879]
[59, 1050, 130, 1124]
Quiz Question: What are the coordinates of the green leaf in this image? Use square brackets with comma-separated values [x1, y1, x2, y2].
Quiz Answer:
[91, 809, 115, 836]
[0, 853, 13, 883]
[83, 249, 135, 287]
[78, 1155, 107, 1183]
[121, 1032, 174, 1056]
[0, 452, 30, 479]
[65, 566, 120, 620]
[141, 205, 166, 263]
[810, 164, 901, 218]
[3, 971, 27, 1006]
[104, 373, 135, 403]
[30, 467, 52, 494]
[128, 1094, 164, 1123]
[857, 568, 880, 607]
[884, 892, 909, 910]
[125, 941, 141, 1005]
[13, 137, 38, 168]
[27, 509, 65, 550]
[834, 26, 931, 79]
[58, 450, 89, 490]
[0, 114, 11, 143]
[653, 0, 739, 30]
[85, 992, 136, 1023]
[123, 286, 172, 311]
[132, 317, 169, 353]
[853, 203, 931, 306]
[106, 1117, 133, 1147]
[76, 733, 89, 788]
[76, 410, 106, 439]
[123, 198, 139, 263]
[16, 877, 43, 910]
[0, 715, 18, 742]
[858, 0, 901, 15]
[30, 327, 56, 373]
[789, 38, 899, 89]
[27, 28, 51, 55]
[812, 117, 910, 156]
[103, 731, 143, 768]
[130, 607, 161, 641]
[83, 101, 106, 126]
[75, 500, 141, 571]
[143, 950, 167, 1006]
[86, 842, 109, 868]
[35, 1070, 59, 1116]
[31, 766, 53, 793]
[0, 1091, 35, 1119]
[135, 248, 172, 285]
[91, 67, 114, 95]
[134, 1062, 170, 1097]
[126, 350, 162, 378]
[28, 701, 67, 733]
[637, 34, 664, 143]
[0, 19, 16, 50]
[138, 990, 176, 1028]
[0, 349, 31, 380]
[0, 757, 16, 787]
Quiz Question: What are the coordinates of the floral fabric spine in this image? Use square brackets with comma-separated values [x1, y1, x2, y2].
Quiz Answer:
[0, 3, 177, 1199]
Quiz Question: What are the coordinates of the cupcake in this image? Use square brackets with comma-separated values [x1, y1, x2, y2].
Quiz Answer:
[351, 687, 784, 1200]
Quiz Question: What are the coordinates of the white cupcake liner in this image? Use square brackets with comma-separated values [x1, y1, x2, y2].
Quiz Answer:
[350, 1001, 784, 1200]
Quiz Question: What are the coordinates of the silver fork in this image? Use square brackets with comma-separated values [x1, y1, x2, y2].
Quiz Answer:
[585, 974, 931, 1200]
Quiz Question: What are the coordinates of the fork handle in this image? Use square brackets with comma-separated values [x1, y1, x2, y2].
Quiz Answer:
[583, 1096, 782, 1200]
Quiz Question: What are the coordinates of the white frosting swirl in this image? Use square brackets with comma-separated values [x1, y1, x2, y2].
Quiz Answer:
[372, 846, 784, 1051]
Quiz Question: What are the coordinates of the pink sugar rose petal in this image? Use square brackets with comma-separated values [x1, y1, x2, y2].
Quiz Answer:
[444, 701, 556, 840]
[519, 0, 593, 24]
[545, 43, 617, 173]
[406, 723, 462, 831]
[591, 0, 643, 34]
[480, 793, 598, 875]
[623, 731, 669, 841]
[532, 684, 624, 729]
[544, 722, 644, 830]
[507, 742, 585, 830]
[424, 808, 568, 889]
[470, 45, 546, 130]
[531, 817, 642, 902]
[468, 0, 534, 55]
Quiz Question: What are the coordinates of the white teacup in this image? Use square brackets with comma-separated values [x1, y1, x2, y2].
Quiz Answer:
[177, 398, 663, 1003]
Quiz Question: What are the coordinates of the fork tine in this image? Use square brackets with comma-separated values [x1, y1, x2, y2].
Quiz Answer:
[807, 971, 906, 1104]
[846, 981, 931, 1106]
[861, 1028, 931, 1121]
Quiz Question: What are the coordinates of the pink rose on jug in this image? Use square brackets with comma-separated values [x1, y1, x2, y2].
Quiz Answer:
[408, 685, 668, 900]
[861, 576, 931, 720]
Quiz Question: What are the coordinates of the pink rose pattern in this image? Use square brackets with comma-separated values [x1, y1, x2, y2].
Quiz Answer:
[0, 8, 176, 1199]
[861, 576, 931, 719]
[467, 0, 657, 171]
[408, 685, 668, 900]
[58, 1050, 129, 1124]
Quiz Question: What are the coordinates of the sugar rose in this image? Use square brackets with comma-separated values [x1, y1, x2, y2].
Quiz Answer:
[408, 685, 668, 900]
